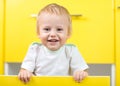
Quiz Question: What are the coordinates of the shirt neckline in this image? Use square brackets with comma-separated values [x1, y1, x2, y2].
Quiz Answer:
[42, 45, 64, 54]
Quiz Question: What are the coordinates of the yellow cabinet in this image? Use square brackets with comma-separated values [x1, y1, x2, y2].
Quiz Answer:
[115, 0, 120, 86]
[5, 0, 114, 63]
[67, 0, 114, 63]
[5, 0, 87, 62]
[0, 0, 4, 74]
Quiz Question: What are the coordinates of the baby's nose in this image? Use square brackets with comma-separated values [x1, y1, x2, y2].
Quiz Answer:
[49, 31, 57, 37]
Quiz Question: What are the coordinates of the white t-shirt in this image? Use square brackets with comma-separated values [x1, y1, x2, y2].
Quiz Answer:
[21, 42, 89, 76]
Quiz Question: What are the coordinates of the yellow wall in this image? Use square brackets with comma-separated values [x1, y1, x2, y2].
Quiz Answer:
[5, 0, 114, 63]
[115, 0, 120, 86]
[0, 76, 110, 86]
[0, 0, 4, 74]
[1, 0, 120, 86]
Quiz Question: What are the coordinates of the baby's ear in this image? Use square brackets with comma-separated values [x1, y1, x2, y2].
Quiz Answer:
[67, 33, 71, 38]
[67, 34, 71, 39]
[37, 33, 40, 39]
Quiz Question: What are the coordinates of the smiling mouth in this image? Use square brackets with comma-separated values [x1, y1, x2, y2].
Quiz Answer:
[47, 39, 59, 42]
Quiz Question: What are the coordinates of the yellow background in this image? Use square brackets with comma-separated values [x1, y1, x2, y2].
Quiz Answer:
[0, 0, 120, 86]
[0, 0, 4, 74]
[115, 0, 120, 86]
[5, 0, 114, 63]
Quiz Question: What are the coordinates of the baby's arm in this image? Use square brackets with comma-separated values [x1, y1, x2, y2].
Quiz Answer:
[18, 68, 34, 84]
[69, 45, 89, 82]
[18, 43, 39, 83]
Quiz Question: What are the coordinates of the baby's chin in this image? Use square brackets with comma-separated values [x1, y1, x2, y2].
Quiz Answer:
[47, 46, 61, 51]
[48, 47, 60, 51]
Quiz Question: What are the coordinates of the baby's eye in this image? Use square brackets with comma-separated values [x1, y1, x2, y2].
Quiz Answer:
[57, 28, 63, 31]
[43, 28, 50, 31]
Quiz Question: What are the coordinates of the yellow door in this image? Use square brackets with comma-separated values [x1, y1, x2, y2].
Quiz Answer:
[0, 0, 4, 74]
[67, 0, 114, 63]
[115, 0, 120, 86]
[5, 0, 114, 63]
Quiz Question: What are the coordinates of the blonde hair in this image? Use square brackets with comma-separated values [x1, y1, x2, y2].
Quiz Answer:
[37, 3, 72, 36]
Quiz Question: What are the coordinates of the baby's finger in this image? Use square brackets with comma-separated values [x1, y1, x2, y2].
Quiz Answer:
[23, 73, 29, 84]
[18, 72, 24, 81]
[79, 72, 84, 82]
[26, 72, 32, 82]
[74, 71, 81, 82]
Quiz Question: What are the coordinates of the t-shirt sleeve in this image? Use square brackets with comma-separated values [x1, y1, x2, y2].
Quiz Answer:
[21, 43, 39, 72]
[70, 45, 89, 74]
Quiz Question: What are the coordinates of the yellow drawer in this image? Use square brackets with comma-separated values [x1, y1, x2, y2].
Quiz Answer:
[5, 0, 114, 63]
[0, 76, 110, 86]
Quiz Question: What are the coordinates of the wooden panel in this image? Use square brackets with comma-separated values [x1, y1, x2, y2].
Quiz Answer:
[0, 76, 110, 86]
[5, 0, 114, 63]
[115, 0, 120, 86]
[0, 0, 4, 74]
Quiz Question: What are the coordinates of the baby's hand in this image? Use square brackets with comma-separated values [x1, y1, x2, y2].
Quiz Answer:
[73, 70, 88, 83]
[18, 68, 33, 84]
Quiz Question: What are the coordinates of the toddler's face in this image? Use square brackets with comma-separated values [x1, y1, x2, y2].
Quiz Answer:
[37, 13, 70, 51]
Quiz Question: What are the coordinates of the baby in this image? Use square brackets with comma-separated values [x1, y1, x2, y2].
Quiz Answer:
[18, 3, 89, 83]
